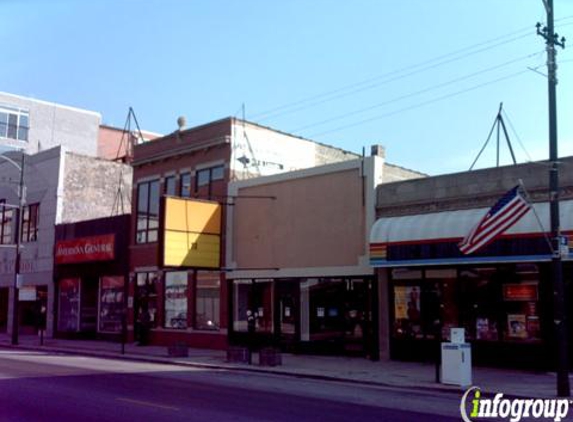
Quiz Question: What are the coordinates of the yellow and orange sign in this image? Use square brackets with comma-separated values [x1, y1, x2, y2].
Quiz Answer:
[162, 197, 222, 268]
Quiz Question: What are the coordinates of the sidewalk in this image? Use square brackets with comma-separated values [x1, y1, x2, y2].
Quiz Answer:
[0, 334, 565, 399]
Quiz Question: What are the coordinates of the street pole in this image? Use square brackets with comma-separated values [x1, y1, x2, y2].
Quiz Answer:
[10, 153, 25, 346]
[537, 0, 569, 397]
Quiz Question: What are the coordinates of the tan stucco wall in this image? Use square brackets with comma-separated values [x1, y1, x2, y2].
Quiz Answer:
[232, 168, 366, 269]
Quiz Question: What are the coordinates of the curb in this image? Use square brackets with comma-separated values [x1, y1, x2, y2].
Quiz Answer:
[0, 343, 546, 400]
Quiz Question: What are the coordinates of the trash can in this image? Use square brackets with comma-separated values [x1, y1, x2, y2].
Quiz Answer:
[441, 328, 472, 386]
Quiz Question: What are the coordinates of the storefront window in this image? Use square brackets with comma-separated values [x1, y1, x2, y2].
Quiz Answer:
[98, 276, 124, 333]
[58, 278, 81, 332]
[195, 271, 220, 330]
[135, 272, 158, 328]
[164, 272, 188, 329]
[232, 279, 273, 333]
[390, 265, 543, 344]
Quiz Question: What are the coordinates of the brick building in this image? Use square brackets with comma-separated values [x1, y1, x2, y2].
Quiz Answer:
[128, 117, 361, 349]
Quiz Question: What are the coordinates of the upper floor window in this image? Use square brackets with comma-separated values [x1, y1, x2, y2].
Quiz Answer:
[196, 165, 224, 188]
[180, 172, 192, 198]
[0, 106, 29, 142]
[136, 180, 160, 244]
[0, 199, 14, 245]
[196, 165, 225, 199]
[164, 175, 177, 196]
[21, 203, 39, 242]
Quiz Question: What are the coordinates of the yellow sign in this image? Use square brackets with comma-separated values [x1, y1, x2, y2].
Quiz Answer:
[163, 197, 221, 268]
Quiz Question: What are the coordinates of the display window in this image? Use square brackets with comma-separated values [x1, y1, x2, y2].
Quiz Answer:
[58, 278, 81, 332]
[232, 279, 273, 333]
[195, 271, 220, 331]
[391, 264, 543, 345]
[164, 271, 188, 329]
[135, 272, 158, 328]
[98, 276, 125, 333]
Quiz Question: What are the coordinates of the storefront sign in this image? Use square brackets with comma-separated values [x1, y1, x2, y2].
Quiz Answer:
[502, 283, 538, 301]
[162, 197, 221, 268]
[55, 234, 115, 264]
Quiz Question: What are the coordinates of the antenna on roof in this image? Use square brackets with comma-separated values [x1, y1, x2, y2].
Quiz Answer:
[112, 107, 145, 216]
[115, 107, 146, 164]
[469, 103, 517, 171]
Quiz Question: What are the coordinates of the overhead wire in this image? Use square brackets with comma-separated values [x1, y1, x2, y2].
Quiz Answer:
[254, 33, 534, 122]
[307, 69, 531, 138]
[249, 17, 573, 124]
[292, 50, 543, 133]
[249, 26, 536, 121]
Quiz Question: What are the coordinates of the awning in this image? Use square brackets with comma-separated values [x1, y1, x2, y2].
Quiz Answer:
[369, 200, 573, 267]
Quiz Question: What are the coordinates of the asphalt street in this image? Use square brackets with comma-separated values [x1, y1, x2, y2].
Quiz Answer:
[0, 349, 464, 422]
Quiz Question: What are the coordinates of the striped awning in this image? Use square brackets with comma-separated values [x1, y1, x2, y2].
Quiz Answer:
[369, 200, 573, 267]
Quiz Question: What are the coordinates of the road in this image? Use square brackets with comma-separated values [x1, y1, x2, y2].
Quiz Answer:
[0, 349, 464, 422]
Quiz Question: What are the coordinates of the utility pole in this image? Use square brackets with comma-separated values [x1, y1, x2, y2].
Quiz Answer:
[537, 0, 569, 397]
[11, 153, 25, 345]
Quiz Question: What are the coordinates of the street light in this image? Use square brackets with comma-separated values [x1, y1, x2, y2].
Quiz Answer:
[0, 152, 25, 345]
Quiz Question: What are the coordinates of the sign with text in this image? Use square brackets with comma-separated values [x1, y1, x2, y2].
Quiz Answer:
[55, 234, 115, 264]
[162, 197, 221, 268]
[502, 283, 538, 301]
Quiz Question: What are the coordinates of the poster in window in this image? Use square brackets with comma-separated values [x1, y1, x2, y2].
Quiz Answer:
[98, 276, 125, 333]
[394, 286, 421, 321]
[165, 272, 188, 329]
[58, 278, 80, 332]
[507, 314, 528, 339]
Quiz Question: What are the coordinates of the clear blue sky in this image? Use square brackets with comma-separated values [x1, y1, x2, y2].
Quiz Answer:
[2, 0, 572, 175]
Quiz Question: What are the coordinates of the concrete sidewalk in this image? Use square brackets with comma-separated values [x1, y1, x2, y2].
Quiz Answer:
[0, 334, 565, 399]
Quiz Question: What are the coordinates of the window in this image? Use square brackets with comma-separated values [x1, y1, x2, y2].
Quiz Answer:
[195, 165, 225, 199]
[165, 272, 188, 329]
[136, 180, 159, 243]
[195, 271, 220, 330]
[135, 272, 158, 329]
[180, 172, 192, 198]
[0, 199, 13, 244]
[164, 176, 176, 196]
[0, 106, 29, 141]
[21, 203, 39, 242]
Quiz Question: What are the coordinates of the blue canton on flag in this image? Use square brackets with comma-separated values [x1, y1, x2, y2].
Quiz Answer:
[458, 186, 532, 255]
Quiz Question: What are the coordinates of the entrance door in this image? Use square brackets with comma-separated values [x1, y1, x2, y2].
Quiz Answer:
[274, 280, 300, 351]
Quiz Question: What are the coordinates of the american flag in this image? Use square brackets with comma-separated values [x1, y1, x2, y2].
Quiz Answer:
[458, 185, 532, 255]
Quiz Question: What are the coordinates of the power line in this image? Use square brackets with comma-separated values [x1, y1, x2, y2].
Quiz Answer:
[292, 50, 542, 133]
[254, 33, 533, 122]
[307, 69, 531, 138]
[250, 30, 534, 119]
[248, 18, 573, 122]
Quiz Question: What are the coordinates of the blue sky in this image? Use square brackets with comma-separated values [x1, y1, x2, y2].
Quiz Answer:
[2, 0, 572, 174]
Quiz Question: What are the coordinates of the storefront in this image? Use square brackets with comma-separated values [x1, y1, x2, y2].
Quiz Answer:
[370, 200, 573, 369]
[229, 277, 378, 357]
[54, 215, 130, 340]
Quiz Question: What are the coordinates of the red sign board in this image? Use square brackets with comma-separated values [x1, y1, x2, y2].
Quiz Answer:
[502, 283, 538, 301]
[55, 234, 115, 264]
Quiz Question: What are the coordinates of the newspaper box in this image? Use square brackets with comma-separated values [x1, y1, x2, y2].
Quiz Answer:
[441, 328, 472, 386]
